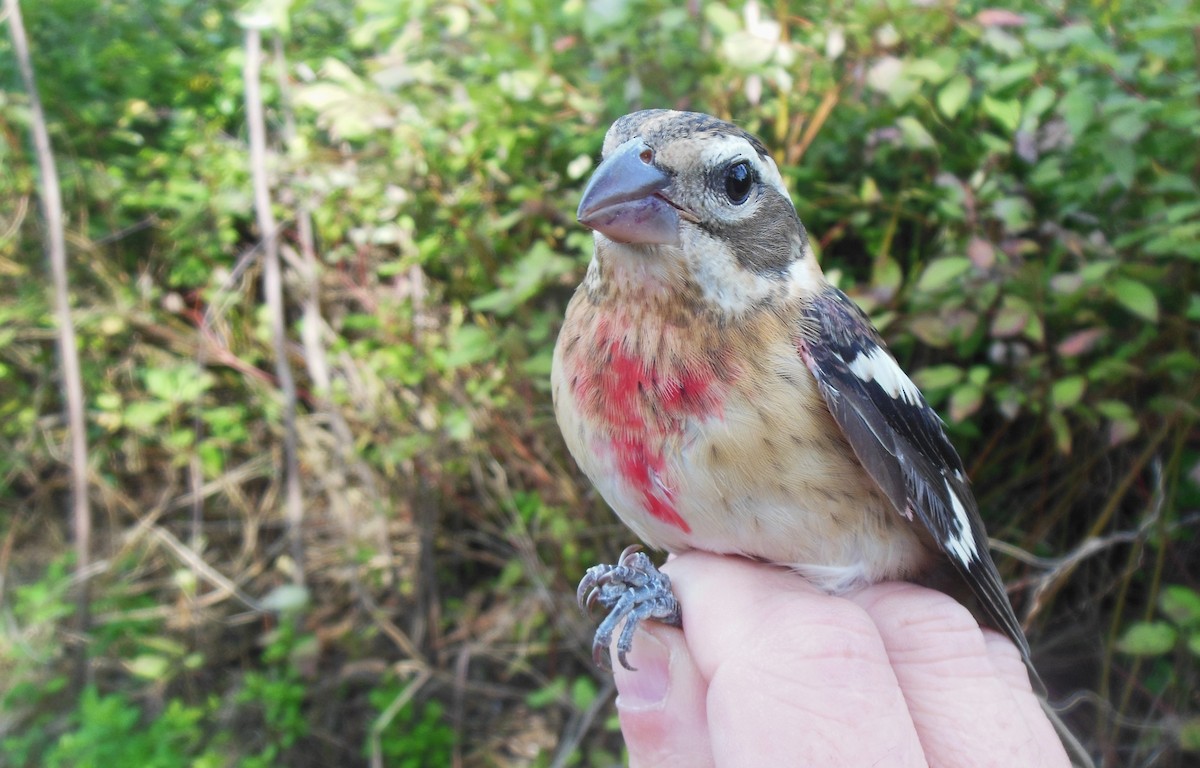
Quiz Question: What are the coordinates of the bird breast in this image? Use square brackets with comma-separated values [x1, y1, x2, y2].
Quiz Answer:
[552, 293, 935, 591]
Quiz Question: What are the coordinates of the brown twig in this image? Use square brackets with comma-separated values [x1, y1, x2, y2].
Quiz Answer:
[244, 24, 306, 582]
[5, 0, 93, 691]
[992, 460, 1164, 628]
[146, 524, 264, 613]
[787, 82, 842, 166]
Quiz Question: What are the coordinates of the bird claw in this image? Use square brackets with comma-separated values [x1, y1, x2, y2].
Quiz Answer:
[576, 545, 681, 671]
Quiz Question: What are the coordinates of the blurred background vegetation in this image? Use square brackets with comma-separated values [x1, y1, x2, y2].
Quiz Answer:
[1, 0, 1198, 765]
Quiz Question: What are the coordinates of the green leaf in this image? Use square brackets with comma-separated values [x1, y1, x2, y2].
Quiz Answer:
[571, 676, 598, 710]
[990, 296, 1032, 338]
[982, 95, 1021, 133]
[124, 400, 174, 431]
[992, 196, 1034, 231]
[1116, 621, 1177, 656]
[914, 364, 964, 391]
[128, 654, 171, 681]
[868, 58, 921, 105]
[1180, 717, 1200, 751]
[860, 176, 882, 204]
[1189, 634, 1200, 659]
[584, 0, 635, 33]
[966, 365, 991, 386]
[1023, 85, 1057, 124]
[917, 257, 971, 292]
[896, 116, 935, 149]
[1026, 27, 1070, 51]
[871, 256, 902, 295]
[1048, 410, 1072, 454]
[521, 348, 554, 378]
[1058, 85, 1096, 137]
[1095, 400, 1133, 420]
[1051, 376, 1086, 410]
[260, 584, 310, 614]
[1108, 109, 1147, 143]
[906, 55, 953, 84]
[1160, 585, 1200, 629]
[981, 27, 1022, 58]
[470, 243, 573, 315]
[1107, 143, 1138, 188]
[1111, 277, 1160, 322]
[443, 407, 473, 441]
[703, 3, 740, 34]
[526, 678, 566, 709]
[980, 60, 1037, 94]
[1079, 260, 1118, 284]
[238, 0, 294, 33]
[444, 325, 494, 370]
[949, 383, 983, 422]
[937, 75, 971, 118]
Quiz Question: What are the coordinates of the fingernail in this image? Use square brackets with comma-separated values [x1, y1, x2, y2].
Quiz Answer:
[614, 631, 670, 711]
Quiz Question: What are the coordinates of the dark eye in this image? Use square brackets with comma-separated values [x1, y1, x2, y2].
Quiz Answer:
[723, 161, 753, 204]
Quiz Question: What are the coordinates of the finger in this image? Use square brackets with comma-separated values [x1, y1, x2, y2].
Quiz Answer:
[982, 632, 1072, 765]
[663, 552, 926, 767]
[613, 623, 714, 768]
[980, 630, 1037, 693]
[850, 582, 1069, 768]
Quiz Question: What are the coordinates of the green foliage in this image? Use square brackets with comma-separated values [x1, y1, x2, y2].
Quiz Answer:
[1118, 585, 1200, 659]
[44, 688, 220, 768]
[236, 620, 314, 766]
[6, 555, 74, 644]
[2, 685, 223, 768]
[366, 681, 455, 768]
[1117, 585, 1200, 752]
[2, 0, 1198, 764]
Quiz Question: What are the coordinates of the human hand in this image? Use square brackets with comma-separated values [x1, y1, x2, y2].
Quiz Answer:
[612, 551, 1070, 767]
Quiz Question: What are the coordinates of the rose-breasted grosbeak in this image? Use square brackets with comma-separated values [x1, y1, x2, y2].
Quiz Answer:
[552, 110, 1034, 682]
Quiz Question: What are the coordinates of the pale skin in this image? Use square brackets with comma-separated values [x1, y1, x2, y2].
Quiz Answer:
[612, 552, 1071, 768]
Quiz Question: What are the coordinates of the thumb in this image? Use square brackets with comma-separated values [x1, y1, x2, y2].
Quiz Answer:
[613, 623, 714, 768]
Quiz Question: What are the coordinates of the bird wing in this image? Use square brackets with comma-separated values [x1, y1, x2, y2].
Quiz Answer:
[796, 287, 1032, 662]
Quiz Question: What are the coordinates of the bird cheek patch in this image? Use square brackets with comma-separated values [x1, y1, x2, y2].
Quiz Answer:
[679, 229, 786, 316]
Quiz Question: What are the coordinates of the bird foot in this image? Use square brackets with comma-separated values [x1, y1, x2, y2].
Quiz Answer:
[576, 545, 682, 671]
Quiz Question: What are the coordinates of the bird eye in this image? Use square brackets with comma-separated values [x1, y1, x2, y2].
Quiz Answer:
[723, 161, 753, 205]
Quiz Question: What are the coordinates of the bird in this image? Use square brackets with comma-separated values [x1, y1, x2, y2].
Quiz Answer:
[551, 108, 1036, 678]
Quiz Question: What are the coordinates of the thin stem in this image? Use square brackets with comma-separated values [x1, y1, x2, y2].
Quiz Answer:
[5, 0, 92, 690]
[244, 26, 305, 582]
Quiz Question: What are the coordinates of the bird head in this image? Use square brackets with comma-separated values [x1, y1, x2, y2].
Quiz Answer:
[577, 110, 822, 314]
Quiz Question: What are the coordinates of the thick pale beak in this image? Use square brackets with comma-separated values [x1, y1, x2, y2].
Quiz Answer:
[576, 138, 680, 246]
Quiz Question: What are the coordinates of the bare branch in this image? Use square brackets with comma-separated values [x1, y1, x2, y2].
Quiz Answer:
[5, 0, 92, 690]
[244, 26, 305, 582]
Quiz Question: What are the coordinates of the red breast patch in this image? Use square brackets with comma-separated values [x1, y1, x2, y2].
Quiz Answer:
[568, 314, 730, 532]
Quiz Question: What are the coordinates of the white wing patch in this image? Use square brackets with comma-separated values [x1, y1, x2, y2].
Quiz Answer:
[943, 477, 979, 562]
[846, 346, 924, 405]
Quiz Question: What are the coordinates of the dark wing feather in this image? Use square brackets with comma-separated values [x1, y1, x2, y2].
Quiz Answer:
[798, 288, 1032, 663]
